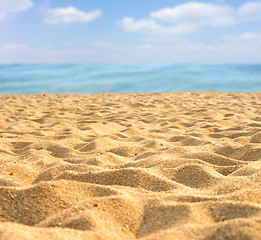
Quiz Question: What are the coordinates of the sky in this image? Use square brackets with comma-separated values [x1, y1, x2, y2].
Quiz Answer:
[0, 0, 261, 63]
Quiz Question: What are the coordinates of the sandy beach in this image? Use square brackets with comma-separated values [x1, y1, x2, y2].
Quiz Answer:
[0, 92, 260, 240]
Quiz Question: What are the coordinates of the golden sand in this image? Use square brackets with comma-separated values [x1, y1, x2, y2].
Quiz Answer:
[0, 93, 260, 240]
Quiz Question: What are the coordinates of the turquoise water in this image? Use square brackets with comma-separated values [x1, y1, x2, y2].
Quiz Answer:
[0, 64, 261, 94]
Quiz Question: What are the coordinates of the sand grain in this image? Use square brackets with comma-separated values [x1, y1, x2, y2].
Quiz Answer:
[0, 93, 261, 239]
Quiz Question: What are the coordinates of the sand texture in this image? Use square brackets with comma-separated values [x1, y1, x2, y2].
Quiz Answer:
[0, 92, 261, 240]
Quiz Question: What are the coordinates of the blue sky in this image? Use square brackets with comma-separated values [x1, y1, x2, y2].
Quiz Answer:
[0, 0, 261, 63]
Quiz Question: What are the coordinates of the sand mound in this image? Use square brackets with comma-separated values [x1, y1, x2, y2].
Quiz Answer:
[0, 92, 261, 240]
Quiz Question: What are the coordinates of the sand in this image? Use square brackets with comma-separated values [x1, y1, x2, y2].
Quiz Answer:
[0, 92, 261, 240]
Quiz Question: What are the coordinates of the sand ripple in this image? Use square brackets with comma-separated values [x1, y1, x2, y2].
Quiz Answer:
[0, 93, 261, 239]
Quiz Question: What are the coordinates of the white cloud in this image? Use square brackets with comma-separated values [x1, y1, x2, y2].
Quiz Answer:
[1, 42, 261, 63]
[118, 17, 196, 35]
[223, 32, 261, 45]
[119, 18, 161, 33]
[0, 0, 33, 21]
[240, 32, 261, 44]
[240, 32, 261, 40]
[2, 43, 28, 52]
[65, 48, 96, 55]
[237, 1, 261, 20]
[150, 2, 235, 27]
[92, 41, 114, 48]
[0, 13, 6, 21]
[118, 1, 261, 38]
[135, 44, 154, 50]
[63, 41, 74, 46]
[0, 44, 98, 63]
[118, 2, 236, 36]
[0, 0, 33, 12]
[44, 6, 102, 24]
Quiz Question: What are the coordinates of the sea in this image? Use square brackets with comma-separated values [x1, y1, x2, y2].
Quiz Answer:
[0, 64, 261, 94]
